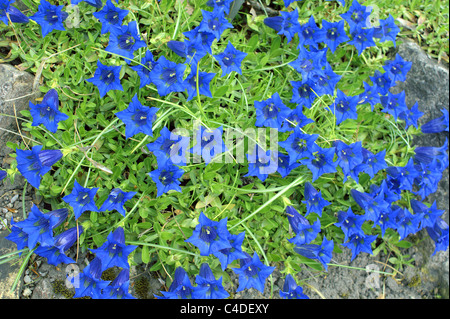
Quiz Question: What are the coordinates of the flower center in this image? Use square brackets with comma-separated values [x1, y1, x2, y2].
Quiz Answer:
[133, 110, 148, 126]
[199, 225, 218, 243]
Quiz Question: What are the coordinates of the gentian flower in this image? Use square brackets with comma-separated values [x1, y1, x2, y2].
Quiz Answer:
[264, 8, 301, 43]
[289, 46, 326, 81]
[168, 34, 208, 66]
[131, 50, 158, 89]
[426, 218, 449, 256]
[348, 26, 375, 55]
[341, 232, 378, 261]
[213, 41, 247, 77]
[370, 70, 394, 95]
[101, 269, 135, 299]
[411, 199, 444, 230]
[62, 180, 99, 220]
[386, 158, 420, 192]
[369, 180, 401, 204]
[185, 212, 231, 256]
[0, 170, 6, 181]
[86, 60, 123, 98]
[395, 207, 422, 241]
[194, 263, 230, 299]
[92, 0, 129, 34]
[29, 89, 69, 133]
[413, 160, 443, 199]
[185, 69, 216, 101]
[294, 236, 334, 271]
[301, 144, 337, 182]
[286, 206, 321, 245]
[340, 0, 372, 31]
[90, 227, 137, 271]
[5, 217, 29, 252]
[383, 54, 412, 83]
[29, 0, 68, 38]
[279, 274, 309, 299]
[373, 14, 400, 47]
[413, 138, 449, 171]
[115, 94, 159, 139]
[71, 0, 102, 8]
[0, 0, 29, 25]
[317, 19, 349, 53]
[298, 15, 321, 49]
[302, 182, 331, 217]
[16, 145, 63, 189]
[149, 56, 187, 96]
[290, 79, 316, 109]
[244, 145, 278, 182]
[156, 267, 203, 299]
[334, 207, 365, 241]
[353, 148, 387, 179]
[334, 140, 364, 182]
[214, 231, 247, 271]
[146, 127, 189, 166]
[380, 90, 409, 121]
[358, 82, 381, 111]
[99, 188, 137, 217]
[373, 208, 399, 237]
[399, 102, 424, 129]
[191, 125, 227, 165]
[105, 21, 147, 64]
[149, 163, 185, 197]
[421, 108, 449, 133]
[311, 63, 342, 97]
[277, 154, 301, 178]
[198, 7, 233, 40]
[279, 107, 314, 132]
[34, 225, 83, 266]
[254, 92, 291, 129]
[351, 189, 390, 222]
[183, 25, 216, 55]
[14, 205, 68, 249]
[232, 252, 275, 293]
[206, 0, 234, 14]
[70, 257, 111, 299]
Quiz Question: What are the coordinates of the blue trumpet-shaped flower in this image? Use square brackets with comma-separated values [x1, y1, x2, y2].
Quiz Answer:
[233, 252, 275, 293]
[156, 267, 205, 299]
[185, 69, 216, 101]
[105, 21, 147, 64]
[302, 182, 331, 217]
[198, 7, 233, 40]
[30, 0, 68, 38]
[426, 218, 449, 256]
[29, 89, 69, 133]
[62, 180, 99, 220]
[373, 14, 400, 47]
[131, 50, 158, 89]
[183, 25, 216, 55]
[294, 236, 334, 271]
[383, 54, 412, 83]
[264, 8, 301, 43]
[168, 34, 208, 66]
[149, 56, 187, 96]
[327, 89, 359, 125]
[99, 188, 137, 217]
[279, 126, 318, 166]
[298, 15, 321, 49]
[254, 92, 291, 129]
[370, 70, 394, 95]
[185, 212, 231, 256]
[70, 257, 111, 299]
[147, 127, 189, 166]
[395, 207, 422, 241]
[301, 144, 337, 182]
[380, 90, 409, 121]
[341, 232, 378, 261]
[290, 79, 316, 109]
[86, 60, 123, 98]
[206, 0, 234, 14]
[71, 0, 102, 8]
[334, 207, 365, 241]
[340, 0, 372, 31]
[1, 0, 29, 25]
[5, 217, 29, 252]
[195, 263, 230, 299]
[90, 227, 137, 271]
[101, 269, 135, 299]
[286, 206, 321, 245]
[213, 41, 247, 77]
[334, 140, 364, 182]
[279, 107, 314, 132]
[348, 26, 375, 56]
[317, 19, 349, 53]
[277, 154, 301, 178]
[244, 145, 278, 182]
[411, 200, 444, 230]
[93, 0, 129, 34]
[413, 138, 449, 171]
[115, 94, 159, 139]
[191, 125, 227, 165]
[399, 101, 424, 129]
[279, 274, 309, 299]
[351, 188, 390, 222]
[149, 162, 185, 197]
[0, 170, 6, 181]
[421, 108, 449, 133]
[214, 231, 247, 271]
[353, 148, 387, 179]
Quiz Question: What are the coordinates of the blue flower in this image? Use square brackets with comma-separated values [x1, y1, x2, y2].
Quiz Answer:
[353, 147, 387, 179]
[421, 108, 449, 133]
[351, 189, 390, 222]
[341, 232, 378, 261]
[370, 70, 394, 95]
[289, 46, 326, 81]
[298, 15, 321, 49]
[264, 8, 301, 43]
[348, 26, 376, 55]
[86, 60, 123, 98]
[317, 19, 349, 53]
[92, 0, 129, 34]
[149, 162, 185, 197]
[413, 160, 443, 199]
[399, 101, 424, 129]
[380, 90, 409, 121]
[105, 21, 147, 64]
[198, 7, 233, 41]
[286, 206, 321, 245]
[254, 92, 291, 129]
[62, 180, 99, 220]
[279, 107, 314, 132]
[14, 205, 68, 249]
[99, 188, 137, 217]
[191, 125, 227, 165]
[386, 158, 420, 192]
[69, 257, 111, 299]
[383, 53, 412, 83]
[413, 138, 448, 171]
[149, 56, 187, 96]
[395, 207, 422, 241]
[411, 199, 444, 230]
[358, 82, 381, 111]
[5, 217, 30, 252]
[0, 0, 29, 25]
[90, 227, 137, 271]
[29, 89, 69, 133]
[147, 127, 189, 166]
[373, 14, 400, 47]
[168, 34, 208, 66]
[245, 145, 278, 182]
[185, 212, 231, 256]
[194, 263, 230, 299]
[29, 0, 68, 38]
[156, 267, 203, 299]
[295, 236, 334, 271]
[185, 69, 216, 101]
[334, 140, 364, 182]
[426, 218, 449, 256]
[311, 63, 342, 97]
[290, 79, 316, 109]
[302, 182, 331, 217]
[279, 274, 309, 299]
[214, 231, 247, 271]
[206, 0, 234, 14]
[115, 94, 159, 139]
[71, 0, 102, 8]
[373, 208, 399, 237]
[213, 41, 247, 77]
[277, 154, 301, 178]
[0, 170, 6, 181]
[233, 252, 275, 293]
[101, 269, 135, 299]
[335, 207, 365, 241]
[340, 0, 372, 31]
[131, 50, 158, 89]
[16, 145, 63, 189]
[34, 225, 83, 266]
[301, 144, 337, 182]
[183, 25, 216, 55]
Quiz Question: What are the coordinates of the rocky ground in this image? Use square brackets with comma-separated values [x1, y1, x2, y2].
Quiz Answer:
[0, 39, 448, 299]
